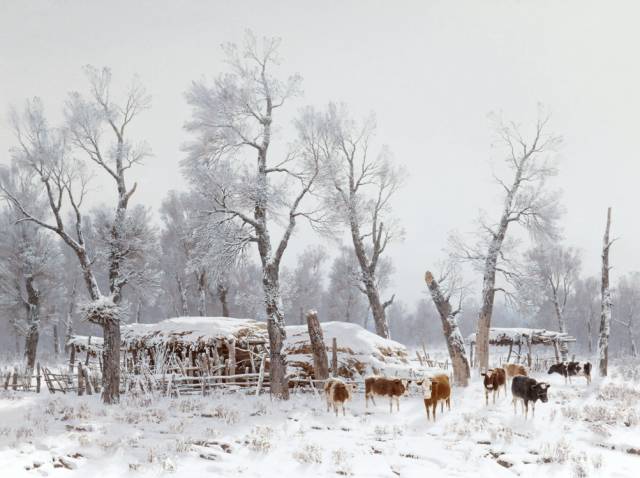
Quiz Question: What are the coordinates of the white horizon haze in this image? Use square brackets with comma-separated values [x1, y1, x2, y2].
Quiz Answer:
[1, 0, 638, 311]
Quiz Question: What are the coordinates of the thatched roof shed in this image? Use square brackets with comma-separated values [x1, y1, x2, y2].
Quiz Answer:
[67, 335, 104, 354]
[466, 327, 577, 366]
[120, 316, 268, 352]
[466, 327, 575, 347]
[285, 321, 412, 379]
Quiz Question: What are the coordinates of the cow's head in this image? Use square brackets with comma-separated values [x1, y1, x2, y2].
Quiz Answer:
[481, 369, 495, 388]
[532, 382, 551, 402]
[421, 378, 434, 399]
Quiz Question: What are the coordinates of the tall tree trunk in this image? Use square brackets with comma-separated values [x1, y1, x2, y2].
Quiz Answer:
[217, 282, 230, 317]
[586, 315, 593, 354]
[263, 261, 289, 399]
[552, 298, 569, 361]
[53, 323, 60, 357]
[176, 275, 189, 316]
[306, 310, 329, 380]
[627, 320, 638, 358]
[598, 207, 612, 376]
[349, 222, 390, 338]
[425, 271, 471, 386]
[64, 281, 77, 354]
[101, 317, 121, 404]
[23, 275, 40, 374]
[196, 270, 207, 316]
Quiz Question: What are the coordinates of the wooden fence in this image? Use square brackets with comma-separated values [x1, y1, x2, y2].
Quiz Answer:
[1, 364, 42, 392]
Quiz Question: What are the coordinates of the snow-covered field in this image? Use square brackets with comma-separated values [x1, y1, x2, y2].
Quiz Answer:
[1, 361, 639, 477]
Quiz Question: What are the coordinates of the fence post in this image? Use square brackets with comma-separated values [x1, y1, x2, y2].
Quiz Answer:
[12, 366, 18, 391]
[306, 310, 329, 380]
[331, 338, 338, 376]
[36, 363, 41, 393]
[77, 362, 85, 396]
[256, 354, 266, 396]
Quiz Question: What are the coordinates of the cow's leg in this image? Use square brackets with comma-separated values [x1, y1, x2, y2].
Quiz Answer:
[493, 389, 497, 404]
[532, 402, 535, 418]
[389, 397, 393, 414]
[334, 403, 338, 417]
[433, 402, 437, 421]
[485, 389, 489, 406]
[327, 396, 331, 413]
[342, 402, 346, 417]
[524, 401, 528, 420]
[396, 396, 400, 412]
[447, 398, 450, 411]
[512, 397, 517, 415]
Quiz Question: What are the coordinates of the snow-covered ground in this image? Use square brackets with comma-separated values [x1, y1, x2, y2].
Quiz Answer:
[1, 360, 639, 477]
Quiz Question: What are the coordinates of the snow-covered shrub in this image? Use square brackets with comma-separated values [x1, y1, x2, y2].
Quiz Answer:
[541, 437, 573, 464]
[488, 425, 513, 444]
[596, 384, 640, 403]
[561, 406, 580, 421]
[168, 419, 185, 434]
[246, 426, 274, 453]
[582, 405, 620, 425]
[293, 443, 323, 464]
[174, 439, 191, 453]
[591, 452, 603, 470]
[178, 398, 204, 414]
[14, 426, 33, 441]
[332, 449, 353, 475]
[205, 404, 240, 425]
[587, 422, 611, 438]
[571, 452, 589, 478]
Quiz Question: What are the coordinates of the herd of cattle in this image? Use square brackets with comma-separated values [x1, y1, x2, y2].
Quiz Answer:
[323, 360, 593, 420]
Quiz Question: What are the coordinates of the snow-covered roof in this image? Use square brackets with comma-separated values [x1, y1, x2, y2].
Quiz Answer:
[285, 321, 414, 378]
[466, 327, 576, 346]
[120, 316, 268, 349]
[66, 334, 104, 352]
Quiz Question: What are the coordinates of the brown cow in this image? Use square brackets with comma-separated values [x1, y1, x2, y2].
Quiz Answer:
[324, 378, 356, 416]
[481, 368, 506, 405]
[364, 376, 410, 413]
[419, 374, 451, 421]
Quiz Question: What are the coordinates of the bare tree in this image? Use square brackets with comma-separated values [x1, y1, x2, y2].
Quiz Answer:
[424, 266, 471, 386]
[321, 104, 403, 338]
[284, 246, 327, 325]
[2, 65, 150, 404]
[521, 243, 581, 361]
[599, 207, 613, 376]
[0, 165, 60, 373]
[614, 273, 640, 358]
[182, 32, 320, 399]
[325, 246, 370, 326]
[450, 111, 562, 372]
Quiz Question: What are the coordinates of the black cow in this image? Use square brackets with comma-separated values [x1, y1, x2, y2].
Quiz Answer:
[511, 376, 550, 419]
[548, 361, 592, 385]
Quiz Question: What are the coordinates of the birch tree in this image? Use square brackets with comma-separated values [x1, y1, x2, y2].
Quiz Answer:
[424, 267, 471, 386]
[321, 104, 403, 338]
[521, 243, 581, 360]
[1, 66, 150, 403]
[0, 165, 60, 373]
[325, 247, 369, 325]
[599, 207, 613, 376]
[614, 273, 640, 358]
[451, 112, 562, 372]
[182, 32, 320, 399]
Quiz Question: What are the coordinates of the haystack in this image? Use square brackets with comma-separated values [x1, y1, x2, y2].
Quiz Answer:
[285, 321, 411, 379]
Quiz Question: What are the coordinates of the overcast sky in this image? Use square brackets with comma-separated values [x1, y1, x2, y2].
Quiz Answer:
[1, 0, 638, 307]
